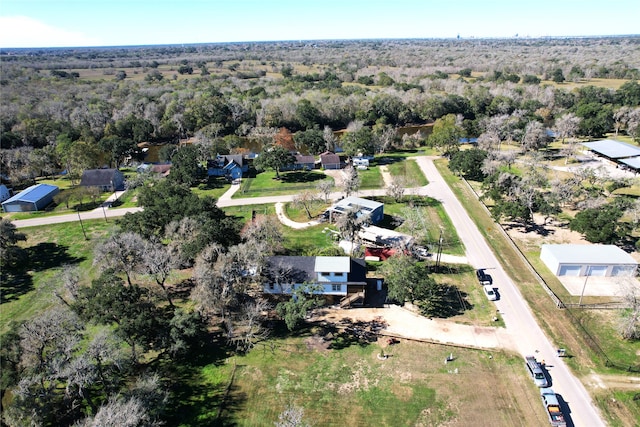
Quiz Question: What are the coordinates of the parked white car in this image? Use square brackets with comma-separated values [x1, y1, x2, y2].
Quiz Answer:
[483, 285, 497, 301]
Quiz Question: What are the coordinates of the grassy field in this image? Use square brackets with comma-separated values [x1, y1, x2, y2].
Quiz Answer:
[385, 158, 428, 187]
[166, 332, 547, 427]
[0, 219, 112, 334]
[235, 170, 333, 198]
[434, 159, 640, 426]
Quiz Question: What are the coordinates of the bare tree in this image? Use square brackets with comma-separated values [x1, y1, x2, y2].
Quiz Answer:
[322, 126, 337, 152]
[142, 239, 176, 307]
[341, 165, 360, 197]
[293, 190, 320, 220]
[93, 232, 146, 286]
[554, 113, 581, 143]
[521, 121, 547, 153]
[275, 404, 311, 427]
[224, 298, 271, 352]
[76, 396, 161, 427]
[618, 281, 640, 340]
[386, 176, 406, 202]
[316, 180, 333, 203]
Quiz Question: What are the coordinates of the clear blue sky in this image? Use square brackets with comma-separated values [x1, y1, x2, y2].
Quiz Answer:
[1, 0, 638, 48]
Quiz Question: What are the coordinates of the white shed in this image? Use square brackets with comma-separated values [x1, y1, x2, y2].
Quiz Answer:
[540, 244, 637, 277]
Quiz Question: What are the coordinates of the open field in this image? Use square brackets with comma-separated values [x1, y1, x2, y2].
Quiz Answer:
[235, 170, 333, 198]
[168, 332, 548, 427]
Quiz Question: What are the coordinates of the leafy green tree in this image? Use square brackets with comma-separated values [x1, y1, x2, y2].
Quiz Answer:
[168, 144, 204, 186]
[428, 114, 463, 157]
[253, 144, 296, 179]
[177, 65, 193, 75]
[73, 272, 166, 361]
[570, 202, 626, 243]
[0, 218, 26, 266]
[276, 285, 323, 331]
[575, 102, 614, 138]
[448, 149, 488, 181]
[551, 68, 565, 83]
[115, 70, 127, 81]
[340, 126, 375, 157]
[295, 99, 322, 130]
[616, 81, 640, 107]
[381, 255, 452, 317]
[99, 135, 137, 169]
[294, 128, 325, 155]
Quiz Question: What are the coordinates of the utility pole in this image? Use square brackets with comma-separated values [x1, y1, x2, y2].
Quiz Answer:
[435, 228, 443, 272]
[579, 266, 591, 306]
[77, 209, 88, 240]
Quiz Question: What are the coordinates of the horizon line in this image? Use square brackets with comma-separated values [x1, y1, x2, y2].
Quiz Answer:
[2, 33, 640, 51]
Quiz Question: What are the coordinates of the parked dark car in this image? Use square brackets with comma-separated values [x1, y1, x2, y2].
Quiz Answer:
[476, 268, 493, 285]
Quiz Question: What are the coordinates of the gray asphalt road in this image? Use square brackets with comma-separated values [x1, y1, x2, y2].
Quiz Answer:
[414, 156, 605, 427]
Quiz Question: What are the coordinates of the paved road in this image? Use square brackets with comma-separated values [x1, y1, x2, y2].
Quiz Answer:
[11, 157, 607, 425]
[414, 156, 605, 427]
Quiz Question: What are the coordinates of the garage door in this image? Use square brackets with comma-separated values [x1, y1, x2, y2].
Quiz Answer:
[558, 265, 581, 276]
[587, 266, 608, 277]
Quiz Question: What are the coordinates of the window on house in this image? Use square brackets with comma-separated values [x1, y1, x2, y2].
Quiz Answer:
[331, 284, 341, 292]
[334, 272, 344, 277]
[321, 272, 330, 276]
[268, 283, 275, 290]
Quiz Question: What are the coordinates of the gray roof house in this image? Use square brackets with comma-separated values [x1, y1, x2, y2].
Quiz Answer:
[320, 151, 342, 170]
[326, 196, 384, 225]
[2, 183, 59, 212]
[79, 169, 125, 192]
[0, 185, 11, 203]
[540, 244, 638, 277]
[263, 256, 367, 305]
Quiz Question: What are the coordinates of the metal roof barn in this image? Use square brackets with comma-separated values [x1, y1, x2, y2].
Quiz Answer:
[1, 183, 59, 212]
[581, 140, 640, 159]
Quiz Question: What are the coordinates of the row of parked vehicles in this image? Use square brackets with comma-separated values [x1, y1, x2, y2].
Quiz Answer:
[525, 356, 567, 427]
[476, 268, 497, 301]
[477, 267, 566, 426]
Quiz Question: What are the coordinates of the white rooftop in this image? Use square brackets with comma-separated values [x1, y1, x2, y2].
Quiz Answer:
[314, 256, 351, 272]
[541, 244, 637, 265]
[581, 139, 640, 159]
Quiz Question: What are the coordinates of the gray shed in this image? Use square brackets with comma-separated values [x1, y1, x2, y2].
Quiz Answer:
[2, 183, 59, 212]
[540, 244, 637, 277]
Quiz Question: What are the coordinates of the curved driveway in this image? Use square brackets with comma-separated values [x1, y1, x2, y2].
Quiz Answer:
[12, 157, 606, 425]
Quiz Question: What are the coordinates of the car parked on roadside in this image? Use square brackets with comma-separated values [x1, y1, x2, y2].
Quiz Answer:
[483, 285, 497, 301]
[476, 268, 493, 285]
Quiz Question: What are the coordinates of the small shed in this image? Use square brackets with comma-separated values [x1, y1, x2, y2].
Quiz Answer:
[2, 183, 59, 212]
[540, 244, 638, 277]
[80, 169, 125, 192]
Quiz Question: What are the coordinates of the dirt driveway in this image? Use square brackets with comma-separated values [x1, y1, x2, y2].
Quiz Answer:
[309, 305, 517, 352]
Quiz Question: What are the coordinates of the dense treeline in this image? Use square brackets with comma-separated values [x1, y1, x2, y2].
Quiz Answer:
[2, 37, 640, 188]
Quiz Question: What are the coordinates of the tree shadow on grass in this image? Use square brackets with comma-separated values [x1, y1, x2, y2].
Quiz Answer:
[161, 335, 245, 427]
[279, 171, 326, 184]
[1, 242, 83, 304]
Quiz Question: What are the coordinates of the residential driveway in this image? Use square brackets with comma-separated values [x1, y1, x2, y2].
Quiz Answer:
[310, 305, 517, 352]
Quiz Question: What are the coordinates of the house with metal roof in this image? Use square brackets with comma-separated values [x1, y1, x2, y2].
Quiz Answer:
[79, 169, 125, 192]
[540, 244, 637, 277]
[326, 196, 384, 224]
[263, 256, 368, 305]
[2, 183, 59, 212]
[0, 185, 11, 203]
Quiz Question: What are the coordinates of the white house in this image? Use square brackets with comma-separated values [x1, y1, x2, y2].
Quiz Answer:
[540, 244, 638, 277]
[263, 256, 367, 301]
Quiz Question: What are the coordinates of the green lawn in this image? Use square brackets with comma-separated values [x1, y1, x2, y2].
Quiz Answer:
[357, 167, 384, 189]
[191, 177, 232, 200]
[235, 170, 334, 198]
[385, 158, 428, 187]
[0, 219, 112, 334]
